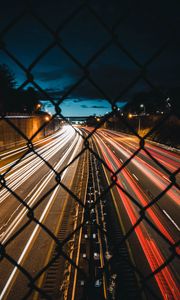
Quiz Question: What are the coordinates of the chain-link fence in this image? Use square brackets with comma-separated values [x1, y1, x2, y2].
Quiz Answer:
[0, 1, 179, 299]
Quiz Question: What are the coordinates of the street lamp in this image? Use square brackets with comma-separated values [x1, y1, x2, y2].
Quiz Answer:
[165, 98, 171, 111]
[140, 104, 146, 115]
[36, 103, 41, 111]
[128, 113, 141, 135]
[138, 116, 141, 133]
[45, 115, 50, 122]
[128, 113, 133, 119]
[138, 104, 146, 134]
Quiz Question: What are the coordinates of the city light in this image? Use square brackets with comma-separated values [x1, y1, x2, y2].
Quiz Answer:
[140, 104, 146, 115]
[45, 115, 50, 121]
[128, 113, 133, 119]
[36, 103, 41, 109]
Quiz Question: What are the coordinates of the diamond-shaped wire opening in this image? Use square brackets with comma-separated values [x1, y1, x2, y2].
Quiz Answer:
[0, 1, 179, 300]
[3, 14, 53, 67]
[89, 45, 141, 100]
[60, 6, 110, 64]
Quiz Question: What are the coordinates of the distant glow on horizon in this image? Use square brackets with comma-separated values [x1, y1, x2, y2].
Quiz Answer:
[41, 99, 126, 117]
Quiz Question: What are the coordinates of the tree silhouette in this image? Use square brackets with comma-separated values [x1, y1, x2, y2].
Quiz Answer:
[0, 64, 17, 112]
[124, 89, 180, 115]
[0, 64, 40, 113]
[0, 64, 16, 90]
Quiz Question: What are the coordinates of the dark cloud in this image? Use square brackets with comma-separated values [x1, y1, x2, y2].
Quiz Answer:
[41, 62, 139, 102]
[43, 88, 64, 99]
[1, 0, 180, 114]
[35, 66, 82, 82]
[73, 99, 83, 103]
[91, 105, 108, 109]
[41, 101, 52, 108]
[35, 70, 65, 82]
[80, 104, 108, 109]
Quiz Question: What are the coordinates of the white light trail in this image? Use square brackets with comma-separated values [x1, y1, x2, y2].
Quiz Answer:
[0, 127, 75, 203]
[0, 127, 82, 299]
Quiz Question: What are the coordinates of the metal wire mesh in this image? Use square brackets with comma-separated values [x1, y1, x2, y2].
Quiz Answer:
[0, 1, 179, 300]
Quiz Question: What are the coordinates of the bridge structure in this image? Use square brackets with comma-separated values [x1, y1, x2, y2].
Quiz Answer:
[59, 116, 90, 123]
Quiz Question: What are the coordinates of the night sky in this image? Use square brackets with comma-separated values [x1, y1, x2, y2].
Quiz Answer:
[0, 0, 180, 116]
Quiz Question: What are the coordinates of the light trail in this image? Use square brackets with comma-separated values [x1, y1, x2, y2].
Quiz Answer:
[162, 210, 180, 232]
[0, 127, 67, 161]
[0, 126, 83, 299]
[0, 126, 76, 203]
[105, 143, 178, 245]
[103, 130, 180, 171]
[98, 131, 179, 206]
[0, 127, 79, 242]
[96, 134, 179, 242]
[0, 126, 69, 173]
[94, 134, 180, 300]
[132, 173, 139, 181]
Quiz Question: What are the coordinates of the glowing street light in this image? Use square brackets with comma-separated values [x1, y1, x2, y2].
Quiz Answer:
[45, 115, 50, 122]
[165, 97, 171, 111]
[140, 104, 146, 115]
[35, 103, 41, 111]
[138, 104, 146, 133]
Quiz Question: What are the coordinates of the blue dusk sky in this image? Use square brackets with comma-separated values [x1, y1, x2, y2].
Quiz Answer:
[0, 0, 180, 116]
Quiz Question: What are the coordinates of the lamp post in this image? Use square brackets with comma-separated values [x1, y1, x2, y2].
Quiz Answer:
[35, 103, 41, 113]
[165, 97, 171, 111]
[140, 104, 146, 115]
[138, 117, 141, 133]
[138, 104, 146, 134]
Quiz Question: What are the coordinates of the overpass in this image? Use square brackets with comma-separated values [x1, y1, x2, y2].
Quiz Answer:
[62, 116, 89, 122]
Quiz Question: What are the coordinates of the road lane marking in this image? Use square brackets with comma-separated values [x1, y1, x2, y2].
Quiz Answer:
[102, 136, 179, 205]
[0, 132, 82, 299]
[1, 127, 76, 242]
[1, 134, 79, 244]
[33, 161, 78, 300]
[95, 135, 180, 299]
[0, 174, 47, 239]
[95, 148, 142, 294]
[0, 129, 66, 161]
[162, 175, 171, 183]
[0, 186, 60, 300]
[122, 182, 127, 190]
[132, 173, 139, 181]
[163, 210, 180, 232]
[0, 130, 74, 203]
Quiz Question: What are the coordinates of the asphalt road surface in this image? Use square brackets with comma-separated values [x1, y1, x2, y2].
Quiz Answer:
[0, 125, 84, 299]
[0, 125, 179, 300]
[90, 128, 180, 300]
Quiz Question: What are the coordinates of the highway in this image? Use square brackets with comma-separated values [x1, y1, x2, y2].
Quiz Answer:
[90, 128, 180, 300]
[0, 125, 84, 299]
[0, 125, 179, 300]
